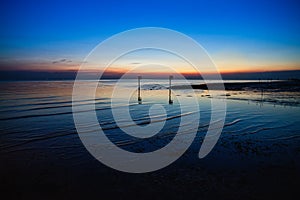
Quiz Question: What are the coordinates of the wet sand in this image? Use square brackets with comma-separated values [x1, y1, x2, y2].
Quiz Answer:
[0, 80, 299, 200]
[172, 80, 300, 92]
[172, 80, 300, 106]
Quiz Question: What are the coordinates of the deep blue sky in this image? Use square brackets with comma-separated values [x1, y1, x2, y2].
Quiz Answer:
[0, 0, 300, 77]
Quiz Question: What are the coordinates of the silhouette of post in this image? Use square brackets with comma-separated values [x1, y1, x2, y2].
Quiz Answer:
[169, 75, 173, 104]
[138, 76, 142, 104]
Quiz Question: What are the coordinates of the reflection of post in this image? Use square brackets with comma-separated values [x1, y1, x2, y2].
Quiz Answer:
[169, 75, 173, 104]
[260, 88, 264, 106]
[261, 88, 264, 100]
[258, 73, 264, 106]
[138, 76, 142, 104]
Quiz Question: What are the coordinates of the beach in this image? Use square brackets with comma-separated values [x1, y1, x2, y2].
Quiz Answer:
[172, 80, 300, 106]
[0, 80, 299, 199]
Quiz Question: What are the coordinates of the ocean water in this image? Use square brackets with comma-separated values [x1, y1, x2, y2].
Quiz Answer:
[0, 80, 300, 199]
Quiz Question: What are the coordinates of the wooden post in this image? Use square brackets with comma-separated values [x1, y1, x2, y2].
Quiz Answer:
[169, 75, 173, 104]
[138, 76, 142, 104]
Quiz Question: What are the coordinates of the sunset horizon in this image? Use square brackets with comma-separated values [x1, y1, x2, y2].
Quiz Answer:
[1, 0, 299, 80]
[1, 68, 299, 80]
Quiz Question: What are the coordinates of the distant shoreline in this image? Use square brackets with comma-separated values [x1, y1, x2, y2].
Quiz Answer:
[172, 80, 300, 92]
[0, 70, 299, 81]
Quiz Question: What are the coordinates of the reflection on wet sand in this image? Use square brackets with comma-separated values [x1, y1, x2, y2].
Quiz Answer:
[0, 80, 299, 199]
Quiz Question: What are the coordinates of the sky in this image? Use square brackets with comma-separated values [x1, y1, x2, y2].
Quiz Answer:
[0, 0, 300, 79]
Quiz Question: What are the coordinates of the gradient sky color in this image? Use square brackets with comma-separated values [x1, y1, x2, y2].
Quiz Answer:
[1, 0, 300, 79]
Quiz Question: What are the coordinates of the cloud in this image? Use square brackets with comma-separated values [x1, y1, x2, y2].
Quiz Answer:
[130, 62, 141, 65]
[52, 58, 73, 64]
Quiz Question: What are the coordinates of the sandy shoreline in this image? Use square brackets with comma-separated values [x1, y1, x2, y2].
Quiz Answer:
[172, 80, 300, 92]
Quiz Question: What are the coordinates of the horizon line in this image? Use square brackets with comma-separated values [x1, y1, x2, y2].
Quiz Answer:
[0, 69, 299, 81]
